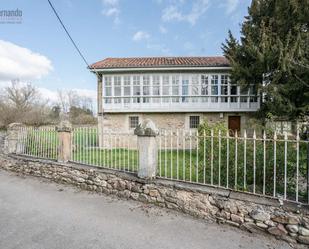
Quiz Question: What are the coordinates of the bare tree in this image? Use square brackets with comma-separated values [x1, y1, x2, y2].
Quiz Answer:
[56, 89, 96, 124]
[0, 80, 51, 128]
[6, 79, 38, 111]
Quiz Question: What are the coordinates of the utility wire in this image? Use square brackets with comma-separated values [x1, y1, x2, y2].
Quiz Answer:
[47, 0, 91, 69]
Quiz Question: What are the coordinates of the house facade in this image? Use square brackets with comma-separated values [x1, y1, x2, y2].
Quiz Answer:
[89, 57, 260, 134]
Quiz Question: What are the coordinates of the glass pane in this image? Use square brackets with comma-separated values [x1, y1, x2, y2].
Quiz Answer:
[211, 86, 218, 95]
[153, 75, 160, 85]
[211, 75, 218, 85]
[221, 86, 228, 95]
[105, 87, 112, 96]
[163, 86, 169, 95]
[163, 75, 169, 85]
[124, 86, 130, 96]
[124, 76, 130, 85]
[133, 86, 140, 95]
[104, 76, 112, 86]
[133, 75, 140, 85]
[172, 86, 179, 95]
[114, 87, 121, 96]
[143, 86, 150, 95]
[230, 85, 237, 95]
[172, 75, 179, 85]
[153, 86, 160, 95]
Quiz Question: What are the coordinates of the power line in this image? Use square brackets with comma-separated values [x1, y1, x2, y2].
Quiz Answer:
[47, 0, 91, 68]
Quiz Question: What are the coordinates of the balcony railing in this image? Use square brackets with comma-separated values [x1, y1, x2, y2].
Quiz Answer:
[102, 95, 260, 112]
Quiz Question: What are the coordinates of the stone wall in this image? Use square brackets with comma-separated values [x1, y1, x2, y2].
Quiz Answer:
[102, 112, 254, 135]
[1, 154, 309, 246]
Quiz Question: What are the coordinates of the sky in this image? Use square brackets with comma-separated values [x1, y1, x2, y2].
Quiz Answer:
[0, 0, 251, 106]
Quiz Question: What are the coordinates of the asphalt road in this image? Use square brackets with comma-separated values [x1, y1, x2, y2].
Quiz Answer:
[0, 170, 295, 249]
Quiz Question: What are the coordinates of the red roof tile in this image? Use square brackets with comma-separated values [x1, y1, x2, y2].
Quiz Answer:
[89, 56, 230, 69]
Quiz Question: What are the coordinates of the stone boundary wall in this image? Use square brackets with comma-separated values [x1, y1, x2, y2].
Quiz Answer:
[1, 154, 309, 246]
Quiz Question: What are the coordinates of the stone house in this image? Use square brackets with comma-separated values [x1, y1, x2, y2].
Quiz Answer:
[89, 57, 260, 134]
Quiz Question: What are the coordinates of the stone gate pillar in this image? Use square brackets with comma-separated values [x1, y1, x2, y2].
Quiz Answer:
[57, 120, 72, 163]
[5, 123, 25, 154]
[134, 119, 159, 179]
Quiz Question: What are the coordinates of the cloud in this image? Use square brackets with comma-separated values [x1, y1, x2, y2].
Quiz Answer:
[0, 40, 53, 82]
[101, 0, 120, 24]
[162, 0, 210, 25]
[159, 25, 168, 34]
[132, 31, 150, 42]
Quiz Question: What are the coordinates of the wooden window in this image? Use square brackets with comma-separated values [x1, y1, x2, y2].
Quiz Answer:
[189, 116, 200, 129]
[152, 75, 160, 103]
[143, 75, 150, 103]
[104, 76, 112, 104]
[221, 75, 229, 103]
[114, 76, 121, 104]
[162, 75, 170, 103]
[182, 75, 189, 102]
[201, 75, 208, 95]
[211, 75, 218, 103]
[123, 76, 131, 104]
[133, 75, 140, 103]
[172, 75, 179, 102]
[129, 116, 139, 129]
[191, 75, 199, 103]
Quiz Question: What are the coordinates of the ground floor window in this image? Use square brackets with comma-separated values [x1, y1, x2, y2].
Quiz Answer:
[189, 116, 200, 129]
[129, 116, 139, 129]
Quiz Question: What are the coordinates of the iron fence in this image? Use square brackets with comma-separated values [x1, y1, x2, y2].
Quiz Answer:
[14, 125, 309, 204]
[16, 126, 59, 160]
[70, 127, 139, 172]
[157, 129, 309, 204]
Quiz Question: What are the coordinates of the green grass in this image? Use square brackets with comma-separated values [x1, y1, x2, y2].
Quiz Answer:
[72, 148, 139, 172]
[23, 129, 59, 160]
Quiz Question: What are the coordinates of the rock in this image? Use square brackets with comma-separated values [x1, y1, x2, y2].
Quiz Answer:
[226, 220, 240, 227]
[130, 192, 139, 200]
[208, 195, 216, 205]
[271, 212, 299, 225]
[244, 217, 254, 223]
[117, 180, 126, 191]
[268, 224, 288, 236]
[138, 193, 149, 203]
[264, 220, 276, 227]
[299, 227, 309, 236]
[231, 214, 244, 224]
[256, 222, 268, 229]
[286, 225, 299, 233]
[75, 177, 85, 183]
[241, 222, 260, 233]
[302, 217, 309, 229]
[289, 233, 297, 238]
[280, 235, 297, 244]
[297, 236, 309, 245]
[166, 202, 178, 210]
[250, 208, 270, 222]
[216, 210, 230, 220]
[156, 196, 164, 203]
[221, 201, 238, 214]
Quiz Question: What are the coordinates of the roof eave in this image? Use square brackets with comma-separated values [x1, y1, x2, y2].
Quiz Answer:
[89, 65, 231, 73]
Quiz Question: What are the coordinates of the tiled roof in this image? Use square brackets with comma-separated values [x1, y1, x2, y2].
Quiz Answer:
[89, 56, 230, 69]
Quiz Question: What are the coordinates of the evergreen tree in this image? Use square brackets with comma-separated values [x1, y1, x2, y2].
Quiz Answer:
[222, 0, 309, 121]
